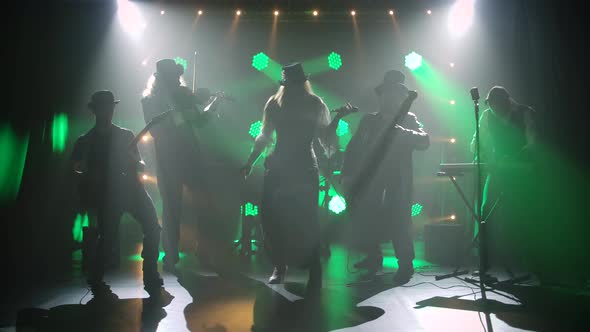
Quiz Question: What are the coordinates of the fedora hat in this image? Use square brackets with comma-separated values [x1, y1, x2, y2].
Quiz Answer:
[87, 90, 120, 109]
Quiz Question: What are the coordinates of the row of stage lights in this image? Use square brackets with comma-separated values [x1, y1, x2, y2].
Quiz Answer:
[159, 9, 437, 17]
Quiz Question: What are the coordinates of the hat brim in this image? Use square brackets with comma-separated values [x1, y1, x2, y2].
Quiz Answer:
[88, 100, 120, 109]
[155, 64, 185, 78]
[278, 74, 310, 86]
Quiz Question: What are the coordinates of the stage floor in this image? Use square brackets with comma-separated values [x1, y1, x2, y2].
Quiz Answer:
[2, 242, 588, 332]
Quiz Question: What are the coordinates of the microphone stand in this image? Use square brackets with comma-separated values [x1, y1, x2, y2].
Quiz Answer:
[472, 91, 494, 332]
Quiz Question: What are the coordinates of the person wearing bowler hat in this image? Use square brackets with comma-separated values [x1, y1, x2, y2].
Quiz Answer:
[241, 63, 356, 295]
[72, 90, 163, 296]
[141, 59, 224, 273]
[341, 69, 430, 284]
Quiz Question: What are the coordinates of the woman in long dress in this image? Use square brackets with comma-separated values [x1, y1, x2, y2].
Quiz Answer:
[242, 63, 354, 294]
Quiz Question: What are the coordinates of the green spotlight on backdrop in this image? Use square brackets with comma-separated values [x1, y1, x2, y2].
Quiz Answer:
[411, 203, 423, 217]
[72, 212, 89, 243]
[242, 202, 259, 217]
[328, 195, 347, 214]
[249, 120, 263, 138]
[174, 56, 188, 71]
[0, 125, 29, 201]
[336, 119, 350, 137]
[405, 52, 423, 71]
[52, 113, 68, 153]
[328, 51, 343, 70]
[252, 52, 270, 71]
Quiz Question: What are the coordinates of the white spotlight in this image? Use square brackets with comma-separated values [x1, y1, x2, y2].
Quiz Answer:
[236, 10, 242, 16]
[117, 0, 146, 41]
[312, 10, 319, 16]
[351, 10, 356, 16]
[198, 10, 203, 16]
[427, 9, 432, 15]
[274, 10, 279, 16]
[448, 0, 475, 39]
[389, 10, 394, 16]
[450, 62, 455, 68]
[160, 10, 165, 15]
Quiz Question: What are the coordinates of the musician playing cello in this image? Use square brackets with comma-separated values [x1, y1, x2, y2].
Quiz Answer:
[471, 86, 537, 268]
[341, 70, 429, 284]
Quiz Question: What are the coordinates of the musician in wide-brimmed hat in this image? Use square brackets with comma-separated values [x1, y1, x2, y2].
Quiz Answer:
[341, 69, 430, 285]
[141, 58, 225, 273]
[73, 90, 163, 296]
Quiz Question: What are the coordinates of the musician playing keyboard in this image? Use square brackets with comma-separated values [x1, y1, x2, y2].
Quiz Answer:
[470, 86, 537, 269]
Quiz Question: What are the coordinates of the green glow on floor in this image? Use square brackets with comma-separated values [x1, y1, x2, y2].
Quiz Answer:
[129, 251, 186, 262]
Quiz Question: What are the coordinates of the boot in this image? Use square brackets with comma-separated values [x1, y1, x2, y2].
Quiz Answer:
[393, 261, 414, 285]
[268, 265, 287, 284]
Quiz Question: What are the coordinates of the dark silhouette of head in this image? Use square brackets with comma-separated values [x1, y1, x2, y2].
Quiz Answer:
[155, 58, 184, 88]
[375, 70, 408, 114]
[87, 90, 119, 127]
[486, 86, 512, 117]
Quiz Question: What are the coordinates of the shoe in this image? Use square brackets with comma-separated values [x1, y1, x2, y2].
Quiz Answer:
[393, 264, 414, 285]
[87, 280, 118, 304]
[144, 270, 164, 293]
[268, 266, 287, 284]
[353, 256, 383, 272]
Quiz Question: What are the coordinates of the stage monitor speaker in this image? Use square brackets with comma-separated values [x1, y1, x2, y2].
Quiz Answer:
[424, 223, 465, 266]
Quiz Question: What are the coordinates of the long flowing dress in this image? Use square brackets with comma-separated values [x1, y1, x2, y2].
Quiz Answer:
[260, 93, 331, 268]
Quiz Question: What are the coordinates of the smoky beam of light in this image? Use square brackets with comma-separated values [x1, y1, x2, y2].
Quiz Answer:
[228, 9, 241, 43]
[268, 10, 278, 58]
[351, 11, 363, 63]
[302, 55, 332, 76]
[389, 10, 405, 49]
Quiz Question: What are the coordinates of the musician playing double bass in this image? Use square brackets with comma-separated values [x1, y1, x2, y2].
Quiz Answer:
[341, 70, 429, 284]
[470, 86, 537, 269]
[72, 90, 163, 295]
[141, 59, 223, 272]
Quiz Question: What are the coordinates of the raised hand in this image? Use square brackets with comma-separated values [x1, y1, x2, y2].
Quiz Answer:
[334, 102, 359, 118]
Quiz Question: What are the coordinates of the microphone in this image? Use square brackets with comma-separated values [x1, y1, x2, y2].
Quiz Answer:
[470, 87, 480, 102]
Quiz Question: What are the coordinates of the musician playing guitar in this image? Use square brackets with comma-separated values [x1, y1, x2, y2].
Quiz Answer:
[341, 70, 429, 284]
[141, 58, 226, 273]
[470, 86, 537, 269]
[72, 90, 163, 296]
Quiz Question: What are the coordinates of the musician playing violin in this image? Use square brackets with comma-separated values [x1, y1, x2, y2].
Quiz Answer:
[141, 59, 223, 272]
